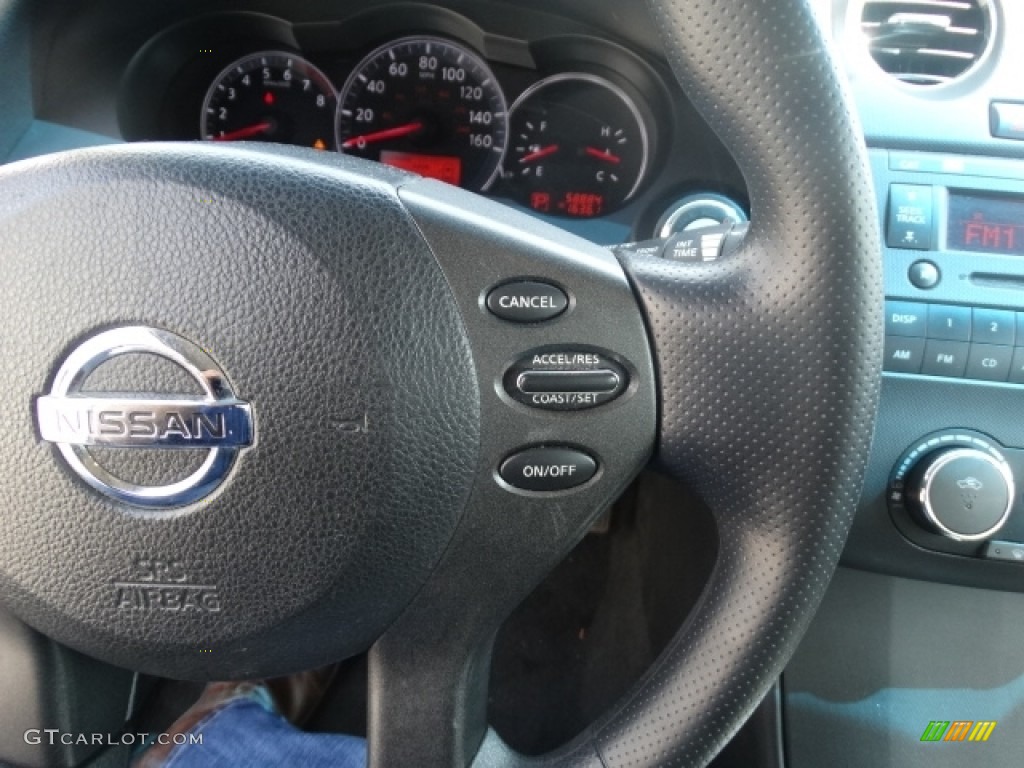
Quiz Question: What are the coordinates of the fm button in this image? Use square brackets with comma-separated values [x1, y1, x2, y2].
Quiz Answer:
[486, 281, 569, 323]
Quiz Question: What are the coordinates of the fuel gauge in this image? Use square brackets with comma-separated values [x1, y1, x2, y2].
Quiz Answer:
[501, 73, 649, 218]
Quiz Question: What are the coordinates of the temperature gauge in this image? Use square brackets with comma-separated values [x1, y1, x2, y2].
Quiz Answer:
[501, 73, 649, 218]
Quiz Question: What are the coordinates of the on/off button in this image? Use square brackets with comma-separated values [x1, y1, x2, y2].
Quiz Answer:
[499, 446, 598, 492]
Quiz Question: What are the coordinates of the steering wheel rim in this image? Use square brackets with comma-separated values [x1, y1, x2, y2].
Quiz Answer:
[0, 0, 880, 766]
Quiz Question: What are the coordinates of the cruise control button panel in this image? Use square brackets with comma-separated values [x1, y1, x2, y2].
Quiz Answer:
[504, 348, 628, 410]
[499, 446, 598, 492]
[486, 281, 569, 323]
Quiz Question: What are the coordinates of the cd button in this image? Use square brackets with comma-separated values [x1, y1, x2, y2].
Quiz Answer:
[965, 344, 1012, 382]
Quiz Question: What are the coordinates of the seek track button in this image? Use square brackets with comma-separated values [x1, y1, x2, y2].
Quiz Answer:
[486, 281, 569, 323]
[886, 184, 933, 250]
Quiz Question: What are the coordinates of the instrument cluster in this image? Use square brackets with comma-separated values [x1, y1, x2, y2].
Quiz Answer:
[118, 10, 669, 219]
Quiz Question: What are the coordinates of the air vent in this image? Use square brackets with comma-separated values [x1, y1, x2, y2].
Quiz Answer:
[861, 0, 994, 86]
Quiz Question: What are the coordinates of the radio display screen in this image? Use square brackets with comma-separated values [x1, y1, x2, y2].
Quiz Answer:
[948, 191, 1024, 255]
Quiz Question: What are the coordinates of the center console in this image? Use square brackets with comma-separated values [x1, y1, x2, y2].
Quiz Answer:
[846, 149, 1024, 589]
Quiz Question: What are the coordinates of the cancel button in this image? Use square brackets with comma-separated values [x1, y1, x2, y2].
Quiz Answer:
[499, 446, 597, 492]
[486, 281, 569, 323]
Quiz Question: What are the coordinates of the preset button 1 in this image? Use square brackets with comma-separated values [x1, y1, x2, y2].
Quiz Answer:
[927, 304, 971, 342]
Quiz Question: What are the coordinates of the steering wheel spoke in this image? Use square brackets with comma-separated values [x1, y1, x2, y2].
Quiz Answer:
[368, 608, 493, 768]
[357, 179, 658, 767]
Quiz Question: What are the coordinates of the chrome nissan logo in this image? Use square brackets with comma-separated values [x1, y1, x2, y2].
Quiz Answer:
[35, 326, 254, 508]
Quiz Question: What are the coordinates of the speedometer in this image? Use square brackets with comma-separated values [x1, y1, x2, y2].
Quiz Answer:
[335, 36, 507, 192]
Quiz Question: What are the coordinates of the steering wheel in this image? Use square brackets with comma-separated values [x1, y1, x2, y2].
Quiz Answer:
[0, 0, 881, 765]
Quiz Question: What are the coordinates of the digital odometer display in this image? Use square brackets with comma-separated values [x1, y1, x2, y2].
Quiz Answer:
[336, 36, 507, 192]
[380, 151, 461, 186]
[948, 192, 1024, 255]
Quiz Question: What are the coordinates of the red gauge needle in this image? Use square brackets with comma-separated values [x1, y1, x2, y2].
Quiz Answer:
[212, 122, 272, 142]
[585, 146, 622, 165]
[341, 121, 424, 149]
[519, 144, 560, 164]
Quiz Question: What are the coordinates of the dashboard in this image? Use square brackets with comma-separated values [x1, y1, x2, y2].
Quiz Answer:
[13, 0, 750, 246]
[5, 1, 1024, 767]
[119, 8, 669, 219]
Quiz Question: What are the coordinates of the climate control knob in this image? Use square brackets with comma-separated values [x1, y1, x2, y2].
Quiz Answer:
[905, 448, 1015, 541]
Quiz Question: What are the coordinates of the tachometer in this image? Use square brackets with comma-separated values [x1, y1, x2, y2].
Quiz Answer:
[201, 51, 337, 149]
[335, 36, 507, 191]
